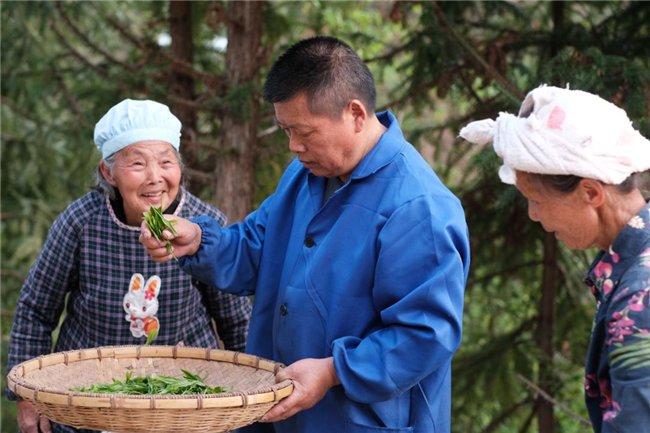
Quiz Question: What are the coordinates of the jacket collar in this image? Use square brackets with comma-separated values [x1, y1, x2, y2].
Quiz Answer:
[349, 111, 406, 180]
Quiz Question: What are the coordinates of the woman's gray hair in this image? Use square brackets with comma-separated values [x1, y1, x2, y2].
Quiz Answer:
[526, 171, 649, 199]
[95, 148, 185, 200]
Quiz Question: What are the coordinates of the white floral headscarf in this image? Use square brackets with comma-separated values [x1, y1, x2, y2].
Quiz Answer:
[459, 85, 650, 185]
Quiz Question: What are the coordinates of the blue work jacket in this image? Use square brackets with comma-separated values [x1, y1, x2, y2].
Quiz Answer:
[181, 111, 470, 433]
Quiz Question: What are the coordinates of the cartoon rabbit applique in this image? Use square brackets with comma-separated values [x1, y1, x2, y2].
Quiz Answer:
[123, 273, 161, 344]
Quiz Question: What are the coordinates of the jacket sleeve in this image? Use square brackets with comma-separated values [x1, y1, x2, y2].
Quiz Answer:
[6, 210, 80, 400]
[180, 194, 272, 296]
[331, 195, 470, 403]
[602, 259, 650, 433]
[189, 205, 251, 352]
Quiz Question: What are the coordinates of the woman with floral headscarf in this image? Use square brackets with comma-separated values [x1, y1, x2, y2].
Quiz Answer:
[460, 85, 650, 433]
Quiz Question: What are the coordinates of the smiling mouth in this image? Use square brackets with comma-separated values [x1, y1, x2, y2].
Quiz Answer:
[142, 192, 165, 199]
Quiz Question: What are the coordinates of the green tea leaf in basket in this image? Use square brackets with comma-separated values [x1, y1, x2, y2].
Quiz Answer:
[143, 206, 178, 259]
[72, 370, 229, 395]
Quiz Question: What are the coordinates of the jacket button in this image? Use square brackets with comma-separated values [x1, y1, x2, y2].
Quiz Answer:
[304, 236, 315, 248]
[280, 303, 288, 316]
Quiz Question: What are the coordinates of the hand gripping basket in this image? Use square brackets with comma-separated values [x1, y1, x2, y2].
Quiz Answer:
[7, 345, 293, 433]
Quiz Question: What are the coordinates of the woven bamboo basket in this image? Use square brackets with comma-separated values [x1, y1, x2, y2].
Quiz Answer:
[7, 345, 293, 433]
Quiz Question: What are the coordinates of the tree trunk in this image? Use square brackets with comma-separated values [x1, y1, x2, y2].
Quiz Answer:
[214, 2, 263, 221]
[535, 4, 564, 433]
[168, 1, 202, 193]
[536, 232, 558, 433]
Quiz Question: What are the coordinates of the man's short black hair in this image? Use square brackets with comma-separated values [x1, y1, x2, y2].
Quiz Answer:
[263, 36, 376, 118]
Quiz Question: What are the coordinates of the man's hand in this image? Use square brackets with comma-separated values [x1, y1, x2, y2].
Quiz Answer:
[17, 400, 52, 433]
[139, 216, 202, 262]
[261, 357, 339, 423]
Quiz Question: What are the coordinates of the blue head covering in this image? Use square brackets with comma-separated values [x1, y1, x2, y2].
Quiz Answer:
[94, 99, 182, 159]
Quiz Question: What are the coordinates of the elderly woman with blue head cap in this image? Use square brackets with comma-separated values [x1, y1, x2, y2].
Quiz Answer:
[6, 99, 251, 433]
[461, 85, 650, 433]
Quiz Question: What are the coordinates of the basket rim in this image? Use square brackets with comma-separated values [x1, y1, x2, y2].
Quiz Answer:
[7, 345, 293, 410]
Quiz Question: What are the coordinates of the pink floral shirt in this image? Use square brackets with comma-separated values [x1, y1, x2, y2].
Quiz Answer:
[584, 203, 650, 433]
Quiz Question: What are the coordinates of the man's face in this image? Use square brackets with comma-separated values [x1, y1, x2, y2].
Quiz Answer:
[274, 93, 361, 179]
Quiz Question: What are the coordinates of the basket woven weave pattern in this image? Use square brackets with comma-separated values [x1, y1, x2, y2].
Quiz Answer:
[7, 346, 293, 433]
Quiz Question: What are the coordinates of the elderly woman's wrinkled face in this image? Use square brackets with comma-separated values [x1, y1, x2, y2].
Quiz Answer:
[102, 141, 181, 225]
[515, 172, 600, 250]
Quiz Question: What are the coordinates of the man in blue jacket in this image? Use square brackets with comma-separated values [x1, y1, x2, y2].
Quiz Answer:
[141, 36, 470, 433]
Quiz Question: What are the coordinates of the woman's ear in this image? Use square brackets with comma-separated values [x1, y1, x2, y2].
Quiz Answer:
[348, 99, 368, 133]
[99, 160, 118, 186]
[578, 179, 606, 207]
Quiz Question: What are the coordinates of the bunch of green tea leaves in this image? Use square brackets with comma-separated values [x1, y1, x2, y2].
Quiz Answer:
[143, 206, 177, 258]
[73, 369, 229, 395]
